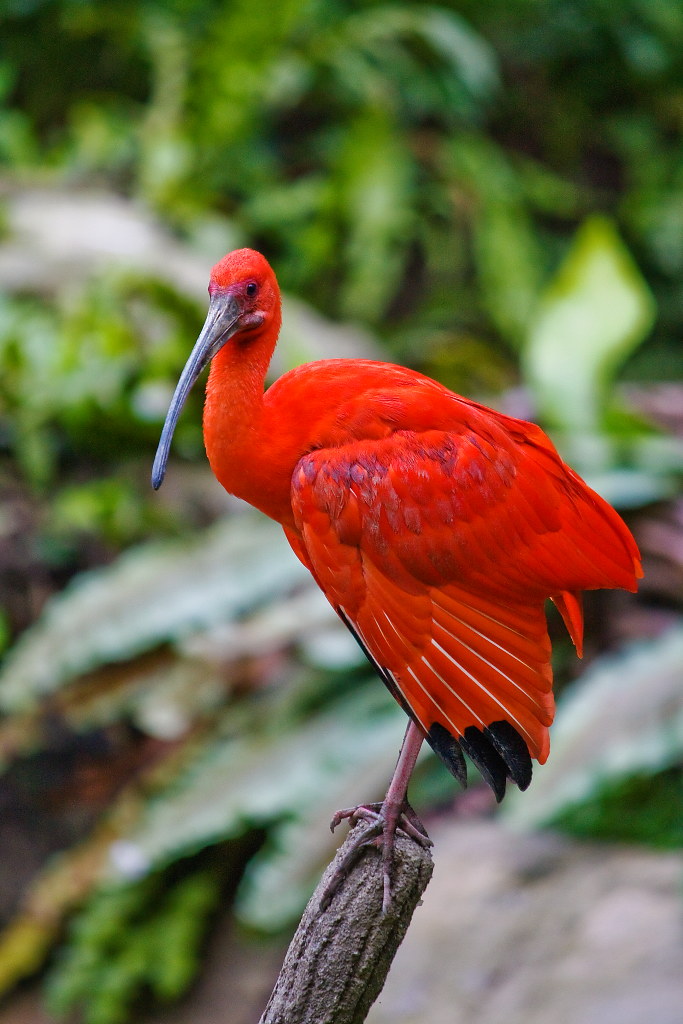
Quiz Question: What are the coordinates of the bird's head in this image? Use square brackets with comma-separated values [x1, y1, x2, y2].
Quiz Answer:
[151, 248, 281, 490]
[207, 248, 280, 336]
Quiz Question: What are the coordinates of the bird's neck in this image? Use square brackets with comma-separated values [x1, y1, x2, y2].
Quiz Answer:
[203, 323, 292, 523]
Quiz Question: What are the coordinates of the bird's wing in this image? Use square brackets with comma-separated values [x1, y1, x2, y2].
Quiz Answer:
[288, 419, 640, 798]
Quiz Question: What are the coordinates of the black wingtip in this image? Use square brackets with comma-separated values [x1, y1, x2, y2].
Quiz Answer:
[425, 719, 533, 802]
[427, 722, 468, 788]
[459, 726, 508, 802]
[484, 720, 533, 791]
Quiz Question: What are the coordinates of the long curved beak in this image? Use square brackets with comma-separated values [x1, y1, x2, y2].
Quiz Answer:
[151, 292, 241, 490]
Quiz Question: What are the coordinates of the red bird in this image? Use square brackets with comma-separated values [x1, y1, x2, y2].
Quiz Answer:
[153, 249, 641, 905]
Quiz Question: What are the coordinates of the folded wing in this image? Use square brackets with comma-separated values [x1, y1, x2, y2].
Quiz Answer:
[288, 410, 641, 798]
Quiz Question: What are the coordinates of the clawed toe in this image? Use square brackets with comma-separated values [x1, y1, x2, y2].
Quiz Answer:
[321, 799, 431, 913]
[398, 801, 433, 846]
[329, 802, 383, 833]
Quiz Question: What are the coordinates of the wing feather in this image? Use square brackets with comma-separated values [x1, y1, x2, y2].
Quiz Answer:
[359, 574, 554, 765]
[288, 415, 641, 795]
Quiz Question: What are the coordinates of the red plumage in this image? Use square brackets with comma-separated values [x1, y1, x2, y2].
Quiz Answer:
[284, 364, 639, 772]
[153, 249, 641, 899]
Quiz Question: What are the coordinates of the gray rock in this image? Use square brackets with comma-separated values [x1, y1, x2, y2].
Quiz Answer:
[367, 820, 683, 1024]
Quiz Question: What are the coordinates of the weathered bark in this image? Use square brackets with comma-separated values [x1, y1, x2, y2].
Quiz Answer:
[258, 822, 434, 1024]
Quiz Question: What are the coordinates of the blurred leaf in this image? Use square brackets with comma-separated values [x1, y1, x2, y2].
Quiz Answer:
[549, 768, 683, 848]
[0, 608, 10, 654]
[109, 687, 404, 929]
[524, 216, 656, 432]
[0, 513, 310, 712]
[232, 693, 412, 930]
[336, 109, 415, 321]
[137, 11, 190, 213]
[444, 135, 544, 345]
[0, 788, 146, 999]
[504, 628, 683, 833]
[415, 6, 499, 103]
[474, 199, 543, 346]
[0, 920, 57, 996]
[50, 478, 151, 547]
[0, 667, 400, 993]
[46, 865, 224, 1024]
[338, 4, 499, 118]
[63, 655, 228, 742]
[144, 867, 223, 1000]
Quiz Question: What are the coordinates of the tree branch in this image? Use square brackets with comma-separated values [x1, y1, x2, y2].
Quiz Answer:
[258, 822, 434, 1024]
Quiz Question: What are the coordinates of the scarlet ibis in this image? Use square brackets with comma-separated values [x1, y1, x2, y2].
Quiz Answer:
[153, 248, 641, 907]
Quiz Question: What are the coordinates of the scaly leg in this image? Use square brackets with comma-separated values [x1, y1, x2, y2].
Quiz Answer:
[322, 720, 432, 912]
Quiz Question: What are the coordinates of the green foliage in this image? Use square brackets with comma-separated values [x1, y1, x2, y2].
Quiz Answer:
[0, 514, 310, 713]
[551, 768, 683, 849]
[0, 274, 204, 492]
[0, 509, 370, 1005]
[504, 628, 683, 837]
[13, 0, 495, 325]
[2, 0, 683, 354]
[0, 1, 682, 1019]
[518, 215, 680, 506]
[524, 216, 656, 433]
[120, 686, 403, 931]
[46, 863, 224, 1024]
[0, 609, 10, 656]
[440, 134, 546, 347]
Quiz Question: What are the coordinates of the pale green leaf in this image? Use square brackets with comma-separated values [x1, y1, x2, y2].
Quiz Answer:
[417, 7, 499, 100]
[106, 688, 406, 929]
[235, 698, 411, 930]
[0, 513, 309, 712]
[503, 628, 683, 831]
[343, 5, 499, 108]
[336, 110, 415, 321]
[444, 136, 543, 345]
[524, 216, 656, 431]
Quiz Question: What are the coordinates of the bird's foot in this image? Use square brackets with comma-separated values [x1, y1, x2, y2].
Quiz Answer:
[321, 799, 432, 913]
[330, 801, 431, 844]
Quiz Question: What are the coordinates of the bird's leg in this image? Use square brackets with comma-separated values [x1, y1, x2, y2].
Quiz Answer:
[323, 720, 432, 912]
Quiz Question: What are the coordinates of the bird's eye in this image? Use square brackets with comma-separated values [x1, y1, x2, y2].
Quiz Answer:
[245, 282, 258, 298]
